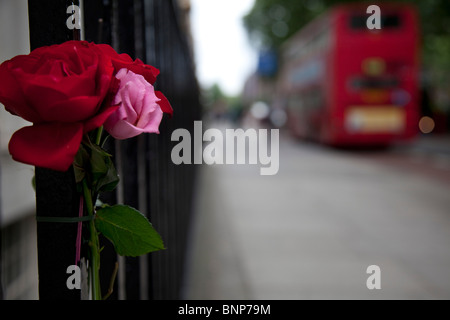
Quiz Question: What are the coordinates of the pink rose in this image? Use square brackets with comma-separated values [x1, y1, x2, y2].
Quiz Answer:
[96, 43, 173, 118]
[104, 68, 163, 140]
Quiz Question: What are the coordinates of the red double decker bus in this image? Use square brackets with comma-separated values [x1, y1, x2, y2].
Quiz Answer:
[278, 3, 420, 146]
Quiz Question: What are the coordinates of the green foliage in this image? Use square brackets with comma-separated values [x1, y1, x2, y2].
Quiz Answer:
[243, 0, 450, 71]
[95, 204, 165, 257]
[88, 143, 119, 193]
[201, 83, 241, 111]
[73, 140, 120, 194]
[243, 0, 348, 49]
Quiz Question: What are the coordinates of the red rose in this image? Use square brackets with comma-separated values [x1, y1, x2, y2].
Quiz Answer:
[0, 41, 119, 171]
[96, 44, 173, 117]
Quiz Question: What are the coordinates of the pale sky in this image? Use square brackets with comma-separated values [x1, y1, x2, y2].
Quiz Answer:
[190, 0, 257, 96]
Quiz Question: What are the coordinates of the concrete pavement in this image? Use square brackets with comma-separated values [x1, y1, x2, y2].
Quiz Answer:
[181, 134, 450, 300]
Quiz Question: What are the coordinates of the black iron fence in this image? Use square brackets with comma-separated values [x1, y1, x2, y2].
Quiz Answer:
[26, 0, 201, 300]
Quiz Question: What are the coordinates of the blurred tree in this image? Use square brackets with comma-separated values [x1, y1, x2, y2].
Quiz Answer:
[202, 83, 225, 109]
[243, 0, 347, 49]
[243, 0, 450, 70]
[201, 83, 245, 123]
[201, 83, 228, 119]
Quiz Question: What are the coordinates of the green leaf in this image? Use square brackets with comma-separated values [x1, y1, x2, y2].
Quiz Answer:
[95, 205, 165, 257]
[86, 142, 119, 193]
[73, 144, 89, 184]
[90, 143, 110, 178]
[96, 158, 119, 192]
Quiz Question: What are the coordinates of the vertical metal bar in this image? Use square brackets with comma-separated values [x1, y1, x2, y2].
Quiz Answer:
[114, 140, 126, 300]
[111, 0, 120, 51]
[82, 0, 119, 300]
[113, 0, 141, 300]
[28, 0, 82, 300]
[137, 136, 149, 300]
[134, 0, 144, 62]
[133, 0, 150, 300]
[79, 0, 85, 41]
[0, 160, 3, 300]
[144, 0, 156, 66]
[142, 0, 157, 300]
[110, 0, 129, 301]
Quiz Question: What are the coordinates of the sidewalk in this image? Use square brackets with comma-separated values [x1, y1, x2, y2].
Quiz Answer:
[180, 135, 450, 300]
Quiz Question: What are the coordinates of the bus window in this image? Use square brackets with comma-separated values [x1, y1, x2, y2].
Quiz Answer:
[350, 77, 399, 90]
[349, 14, 401, 29]
[382, 15, 401, 28]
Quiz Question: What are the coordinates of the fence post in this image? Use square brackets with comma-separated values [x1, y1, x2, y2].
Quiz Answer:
[0, 163, 3, 300]
[28, 0, 82, 300]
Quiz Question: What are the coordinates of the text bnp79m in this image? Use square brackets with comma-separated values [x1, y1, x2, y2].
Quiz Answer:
[223, 304, 271, 315]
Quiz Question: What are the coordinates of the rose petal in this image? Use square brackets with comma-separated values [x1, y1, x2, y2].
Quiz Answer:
[105, 118, 160, 140]
[43, 96, 102, 123]
[0, 59, 42, 122]
[137, 85, 161, 128]
[113, 69, 149, 123]
[95, 43, 160, 84]
[8, 123, 83, 171]
[16, 64, 97, 100]
[137, 105, 163, 132]
[155, 91, 173, 117]
[84, 104, 120, 133]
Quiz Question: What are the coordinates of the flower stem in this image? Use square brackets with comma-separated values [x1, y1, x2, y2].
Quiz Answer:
[95, 126, 104, 146]
[82, 179, 102, 300]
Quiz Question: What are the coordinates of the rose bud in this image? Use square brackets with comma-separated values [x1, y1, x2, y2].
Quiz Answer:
[104, 68, 165, 140]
